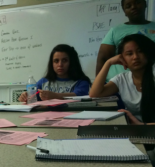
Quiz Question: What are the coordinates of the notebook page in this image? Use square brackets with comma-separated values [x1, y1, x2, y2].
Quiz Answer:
[64, 111, 124, 120]
[36, 138, 144, 156]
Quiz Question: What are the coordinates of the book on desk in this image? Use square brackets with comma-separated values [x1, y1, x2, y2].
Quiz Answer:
[77, 125, 155, 144]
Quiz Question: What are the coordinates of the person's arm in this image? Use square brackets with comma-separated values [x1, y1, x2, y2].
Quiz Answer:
[96, 44, 115, 76]
[38, 90, 76, 100]
[18, 92, 27, 102]
[90, 54, 127, 97]
[118, 109, 155, 125]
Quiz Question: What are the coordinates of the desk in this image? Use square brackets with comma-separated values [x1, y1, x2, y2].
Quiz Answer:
[0, 111, 126, 127]
[0, 111, 152, 167]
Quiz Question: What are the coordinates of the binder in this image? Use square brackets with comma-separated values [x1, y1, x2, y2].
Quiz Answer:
[77, 125, 155, 144]
[35, 137, 149, 162]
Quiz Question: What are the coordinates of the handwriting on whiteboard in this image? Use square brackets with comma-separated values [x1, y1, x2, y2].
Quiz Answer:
[97, 3, 120, 16]
[0, 16, 43, 71]
[0, 15, 6, 26]
[0, 0, 17, 6]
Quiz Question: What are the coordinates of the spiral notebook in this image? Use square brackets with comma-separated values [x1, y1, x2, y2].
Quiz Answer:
[77, 125, 155, 144]
[35, 137, 149, 162]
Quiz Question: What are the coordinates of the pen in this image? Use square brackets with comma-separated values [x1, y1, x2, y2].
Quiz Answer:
[29, 91, 40, 99]
[26, 145, 49, 153]
[36, 91, 40, 95]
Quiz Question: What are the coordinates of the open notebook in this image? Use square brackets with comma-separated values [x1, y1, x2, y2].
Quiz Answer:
[35, 137, 149, 162]
[64, 111, 124, 121]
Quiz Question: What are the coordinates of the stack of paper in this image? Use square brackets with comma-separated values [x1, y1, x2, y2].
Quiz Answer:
[21, 119, 94, 128]
[21, 111, 75, 119]
[0, 119, 16, 128]
[29, 99, 79, 106]
[0, 129, 47, 145]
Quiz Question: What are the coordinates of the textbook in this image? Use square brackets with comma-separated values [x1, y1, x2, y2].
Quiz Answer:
[64, 95, 118, 102]
[64, 111, 124, 121]
[77, 125, 155, 144]
[35, 137, 149, 162]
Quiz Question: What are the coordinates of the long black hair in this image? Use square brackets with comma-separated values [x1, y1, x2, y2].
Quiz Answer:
[118, 34, 155, 123]
[44, 44, 91, 85]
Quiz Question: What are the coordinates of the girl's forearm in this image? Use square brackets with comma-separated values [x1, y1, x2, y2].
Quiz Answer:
[55, 92, 76, 99]
[90, 60, 111, 97]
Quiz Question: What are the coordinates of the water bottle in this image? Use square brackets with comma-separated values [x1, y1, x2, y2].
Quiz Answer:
[26, 76, 37, 104]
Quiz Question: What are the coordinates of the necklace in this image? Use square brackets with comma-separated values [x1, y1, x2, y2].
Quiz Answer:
[132, 75, 142, 90]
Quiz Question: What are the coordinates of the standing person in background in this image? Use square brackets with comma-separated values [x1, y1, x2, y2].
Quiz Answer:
[19, 44, 91, 102]
[96, 0, 155, 82]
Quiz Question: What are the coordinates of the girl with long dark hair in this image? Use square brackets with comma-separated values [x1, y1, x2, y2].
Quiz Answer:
[19, 44, 91, 101]
[90, 34, 155, 124]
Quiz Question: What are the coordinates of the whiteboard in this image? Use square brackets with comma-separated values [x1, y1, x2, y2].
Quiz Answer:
[0, 0, 129, 83]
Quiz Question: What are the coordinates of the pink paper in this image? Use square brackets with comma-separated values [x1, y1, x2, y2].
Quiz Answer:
[21, 111, 75, 119]
[0, 129, 47, 145]
[21, 119, 94, 128]
[28, 99, 79, 106]
[0, 119, 16, 128]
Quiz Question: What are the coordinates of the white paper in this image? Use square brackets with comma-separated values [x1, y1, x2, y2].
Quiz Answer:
[0, 0, 17, 6]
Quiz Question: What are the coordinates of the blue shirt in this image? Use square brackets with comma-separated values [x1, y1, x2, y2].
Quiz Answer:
[36, 77, 90, 101]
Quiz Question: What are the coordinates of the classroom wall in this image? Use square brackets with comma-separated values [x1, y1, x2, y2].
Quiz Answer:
[153, 2, 155, 21]
[0, 0, 71, 9]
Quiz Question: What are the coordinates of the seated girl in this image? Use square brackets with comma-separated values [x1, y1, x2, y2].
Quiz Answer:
[19, 44, 91, 102]
[90, 34, 155, 125]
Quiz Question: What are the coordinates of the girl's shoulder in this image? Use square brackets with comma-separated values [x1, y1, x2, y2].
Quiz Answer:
[113, 71, 132, 80]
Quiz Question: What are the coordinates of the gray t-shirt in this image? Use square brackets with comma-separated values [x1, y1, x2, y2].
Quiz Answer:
[110, 65, 155, 121]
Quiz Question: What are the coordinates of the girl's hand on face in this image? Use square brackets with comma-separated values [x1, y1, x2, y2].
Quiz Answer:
[108, 54, 128, 70]
[118, 109, 143, 125]
[18, 92, 27, 102]
[38, 89, 56, 101]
